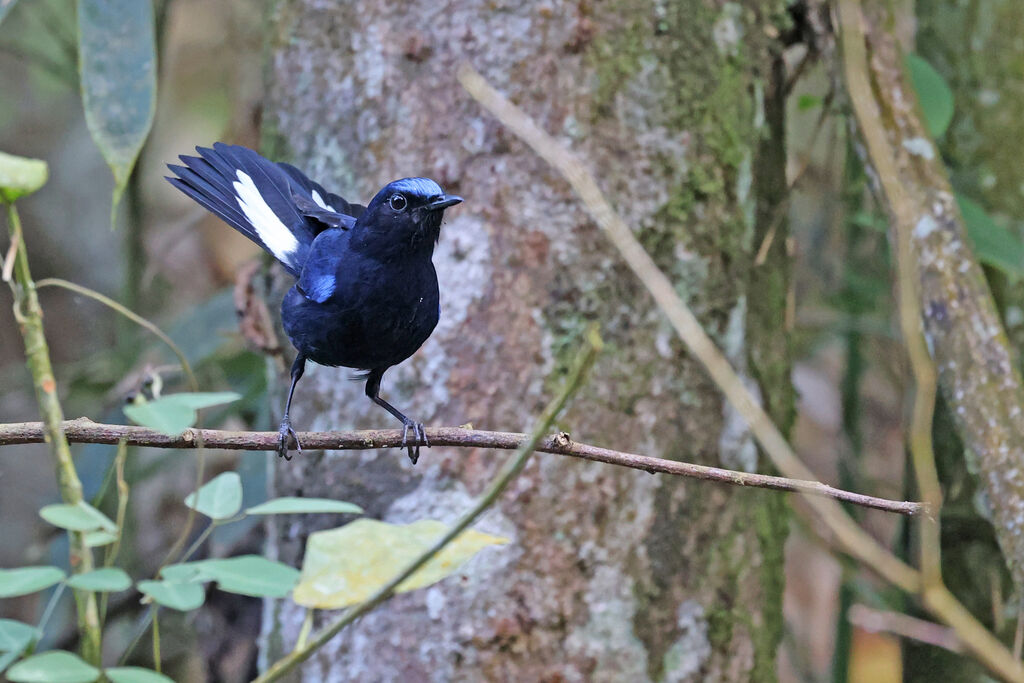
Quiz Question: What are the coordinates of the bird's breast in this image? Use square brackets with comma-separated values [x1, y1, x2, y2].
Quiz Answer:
[281, 262, 439, 370]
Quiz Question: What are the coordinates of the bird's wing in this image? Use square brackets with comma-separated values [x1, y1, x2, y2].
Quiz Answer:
[166, 143, 321, 276]
[290, 191, 357, 230]
[276, 162, 367, 228]
[296, 229, 348, 304]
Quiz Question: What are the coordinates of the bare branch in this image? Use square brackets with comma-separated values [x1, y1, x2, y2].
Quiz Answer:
[0, 419, 922, 516]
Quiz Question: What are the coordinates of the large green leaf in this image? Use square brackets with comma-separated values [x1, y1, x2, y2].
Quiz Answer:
[66, 568, 131, 592]
[293, 519, 509, 609]
[183, 471, 243, 520]
[906, 54, 954, 139]
[6, 651, 100, 683]
[957, 194, 1024, 277]
[0, 567, 66, 598]
[123, 392, 240, 436]
[39, 501, 117, 533]
[245, 497, 363, 516]
[77, 0, 156, 212]
[161, 556, 299, 598]
[137, 580, 205, 612]
[104, 667, 174, 683]
[0, 151, 47, 203]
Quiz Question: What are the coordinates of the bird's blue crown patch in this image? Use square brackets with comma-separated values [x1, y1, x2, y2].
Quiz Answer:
[389, 177, 443, 198]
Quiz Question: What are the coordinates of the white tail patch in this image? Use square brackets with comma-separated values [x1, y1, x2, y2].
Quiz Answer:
[233, 171, 299, 265]
[311, 189, 336, 212]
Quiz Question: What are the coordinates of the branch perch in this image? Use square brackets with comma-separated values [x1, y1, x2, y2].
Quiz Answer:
[0, 419, 921, 516]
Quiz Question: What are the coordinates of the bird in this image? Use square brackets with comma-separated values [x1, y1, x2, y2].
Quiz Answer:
[165, 143, 462, 464]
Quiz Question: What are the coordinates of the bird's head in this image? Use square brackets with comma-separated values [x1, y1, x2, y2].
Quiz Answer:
[355, 177, 462, 258]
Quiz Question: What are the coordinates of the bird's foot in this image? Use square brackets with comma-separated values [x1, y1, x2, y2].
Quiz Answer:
[277, 418, 301, 460]
[400, 420, 430, 465]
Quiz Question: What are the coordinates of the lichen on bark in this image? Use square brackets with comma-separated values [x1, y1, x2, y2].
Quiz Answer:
[260, 1, 792, 680]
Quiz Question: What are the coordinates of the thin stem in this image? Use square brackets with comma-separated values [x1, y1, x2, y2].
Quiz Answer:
[0, 420, 924, 516]
[254, 328, 602, 683]
[835, 0, 943, 589]
[105, 439, 131, 569]
[158, 430, 206, 571]
[101, 439, 130, 625]
[294, 610, 315, 652]
[151, 606, 161, 674]
[36, 582, 67, 638]
[4, 203, 102, 664]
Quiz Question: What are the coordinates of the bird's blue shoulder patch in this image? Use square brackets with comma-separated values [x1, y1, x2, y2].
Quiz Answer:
[302, 273, 336, 303]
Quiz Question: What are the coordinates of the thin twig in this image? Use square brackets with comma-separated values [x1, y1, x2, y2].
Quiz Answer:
[35, 278, 198, 391]
[254, 328, 603, 682]
[848, 604, 963, 654]
[0, 419, 923, 515]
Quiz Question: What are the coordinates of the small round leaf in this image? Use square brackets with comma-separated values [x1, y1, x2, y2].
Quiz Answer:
[0, 151, 48, 202]
[67, 568, 131, 593]
[105, 667, 174, 683]
[184, 471, 242, 520]
[0, 567, 66, 598]
[245, 497, 363, 516]
[0, 619, 35, 653]
[137, 580, 205, 612]
[6, 651, 100, 683]
[39, 502, 116, 533]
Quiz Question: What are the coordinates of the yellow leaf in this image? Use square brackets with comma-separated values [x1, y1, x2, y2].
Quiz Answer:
[292, 519, 509, 609]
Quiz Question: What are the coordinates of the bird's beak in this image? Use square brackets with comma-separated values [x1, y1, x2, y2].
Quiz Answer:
[425, 195, 463, 212]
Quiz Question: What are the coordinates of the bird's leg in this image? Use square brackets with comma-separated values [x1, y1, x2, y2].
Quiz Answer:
[278, 354, 306, 460]
[365, 369, 429, 465]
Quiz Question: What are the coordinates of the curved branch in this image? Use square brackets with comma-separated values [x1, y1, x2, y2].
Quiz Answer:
[0, 419, 923, 516]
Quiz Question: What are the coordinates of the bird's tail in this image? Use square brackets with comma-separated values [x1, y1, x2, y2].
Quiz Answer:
[166, 143, 316, 275]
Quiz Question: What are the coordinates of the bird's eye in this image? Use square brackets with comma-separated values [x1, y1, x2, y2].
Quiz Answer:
[388, 194, 407, 211]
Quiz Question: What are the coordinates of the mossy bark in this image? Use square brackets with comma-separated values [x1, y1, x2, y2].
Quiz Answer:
[905, 3, 1024, 679]
[260, 1, 792, 680]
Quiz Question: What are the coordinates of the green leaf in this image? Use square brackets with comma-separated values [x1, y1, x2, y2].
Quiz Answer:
[66, 568, 131, 592]
[0, 0, 20, 27]
[245, 497, 363, 516]
[796, 94, 822, 111]
[123, 392, 240, 436]
[6, 651, 100, 683]
[104, 667, 174, 683]
[0, 650, 22, 675]
[957, 194, 1024, 276]
[0, 619, 35, 654]
[161, 556, 299, 598]
[83, 530, 118, 548]
[78, 0, 156, 214]
[184, 471, 243, 520]
[0, 567, 66, 598]
[39, 502, 117, 533]
[137, 580, 205, 612]
[906, 54, 954, 138]
[293, 519, 509, 609]
[0, 151, 48, 203]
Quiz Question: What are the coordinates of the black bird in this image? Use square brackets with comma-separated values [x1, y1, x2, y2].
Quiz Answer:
[166, 143, 462, 463]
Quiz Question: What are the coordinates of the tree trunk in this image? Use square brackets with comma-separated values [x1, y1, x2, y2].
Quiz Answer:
[260, 1, 793, 680]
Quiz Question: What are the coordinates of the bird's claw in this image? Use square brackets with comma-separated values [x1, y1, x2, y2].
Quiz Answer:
[277, 419, 301, 460]
[400, 421, 430, 465]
